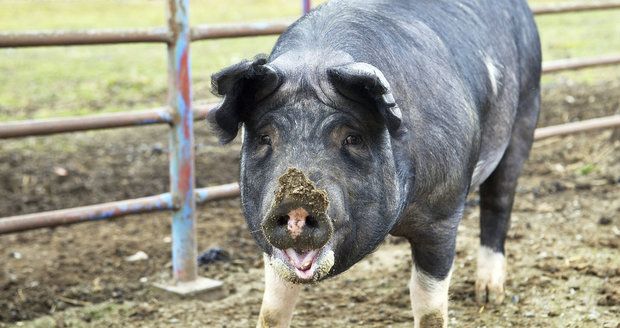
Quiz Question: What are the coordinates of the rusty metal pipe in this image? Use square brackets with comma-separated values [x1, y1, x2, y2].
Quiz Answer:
[0, 194, 173, 235]
[0, 107, 172, 139]
[190, 21, 290, 41]
[195, 183, 240, 203]
[0, 104, 214, 139]
[532, 1, 620, 15]
[0, 184, 240, 235]
[542, 54, 620, 73]
[0, 28, 170, 48]
[534, 115, 620, 140]
[0, 22, 292, 48]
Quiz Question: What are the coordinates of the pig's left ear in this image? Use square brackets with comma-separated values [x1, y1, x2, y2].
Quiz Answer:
[208, 56, 282, 144]
[327, 62, 403, 137]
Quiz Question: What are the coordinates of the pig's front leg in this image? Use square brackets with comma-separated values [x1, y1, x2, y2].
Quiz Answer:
[409, 264, 452, 328]
[257, 254, 301, 328]
[407, 217, 459, 328]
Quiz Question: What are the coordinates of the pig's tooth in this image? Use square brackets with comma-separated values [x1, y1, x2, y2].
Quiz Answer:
[284, 248, 295, 259]
[301, 250, 318, 264]
[285, 248, 303, 267]
[299, 250, 318, 270]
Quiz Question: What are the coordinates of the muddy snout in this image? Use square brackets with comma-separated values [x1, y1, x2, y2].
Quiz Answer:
[262, 168, 333, 251]
[263, 200, 332, 250]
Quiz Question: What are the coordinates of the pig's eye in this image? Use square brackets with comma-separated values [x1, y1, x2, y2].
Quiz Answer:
[342, 135, 362, 146]
[258, 134, 272, 146]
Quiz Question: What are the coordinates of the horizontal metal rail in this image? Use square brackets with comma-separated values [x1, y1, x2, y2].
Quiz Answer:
[534, 115, 620, 140]
[195, 183, 241, 203]
[0, 22, 291, 48]
[191, 21, 290, 41]
[0, 103, 214, 139]
[0, 183, 239, 235]
[1, 54, 619, 139]
[532, 1, 620, 15]
[542, 54, 620, 73]
[2, 114, 619, 235]
[0, 28, 170, 47]
[0, 21, 292, 48]
[1, 2, 619, 48]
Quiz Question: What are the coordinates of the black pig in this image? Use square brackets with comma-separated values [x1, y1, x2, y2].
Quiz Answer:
[208, 0, 541, 326]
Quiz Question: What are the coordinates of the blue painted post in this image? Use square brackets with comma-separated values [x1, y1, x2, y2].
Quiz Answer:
[302, 0, 311, 14]
[167, 0, 197, 283]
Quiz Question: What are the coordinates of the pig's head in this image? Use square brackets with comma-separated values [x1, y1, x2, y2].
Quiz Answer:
[208, 54, 407, 283]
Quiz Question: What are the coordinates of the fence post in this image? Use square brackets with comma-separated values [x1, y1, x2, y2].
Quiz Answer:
[155, 0, 222, 297]
[168, 0, 197, 284]
[302, 0, 311, 14]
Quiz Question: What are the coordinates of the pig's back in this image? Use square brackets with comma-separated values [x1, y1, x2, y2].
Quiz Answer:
[271, 0, 540, 198]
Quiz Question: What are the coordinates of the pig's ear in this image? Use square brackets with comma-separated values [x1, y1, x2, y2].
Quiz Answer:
[327, 62, 403, 137]
[208, 56, 282, 144]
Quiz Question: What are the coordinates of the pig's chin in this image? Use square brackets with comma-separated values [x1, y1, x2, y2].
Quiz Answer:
[269, 245, 335, 284]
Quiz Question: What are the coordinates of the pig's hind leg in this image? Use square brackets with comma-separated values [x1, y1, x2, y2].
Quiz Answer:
[477, 90, 540, 305]
[257, 254, 302, 328]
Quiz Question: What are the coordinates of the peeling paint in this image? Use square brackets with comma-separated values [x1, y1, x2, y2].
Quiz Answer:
[302, 0, 311, 14]
[167, 0, 198, 283]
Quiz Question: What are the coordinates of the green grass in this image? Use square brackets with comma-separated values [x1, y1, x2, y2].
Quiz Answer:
[0, 0, 618, 121]
[536, 7, 620, 85]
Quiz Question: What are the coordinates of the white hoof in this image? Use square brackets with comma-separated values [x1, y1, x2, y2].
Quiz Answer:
[475, 246, 506, 305]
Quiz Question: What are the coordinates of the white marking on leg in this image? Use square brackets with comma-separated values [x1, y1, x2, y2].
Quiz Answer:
[409, 264, 451, 328]
[475, 246, 506, 305]
[258, 254, 302, 328]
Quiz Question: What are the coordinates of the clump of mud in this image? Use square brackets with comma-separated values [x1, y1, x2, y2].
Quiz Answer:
[419, 311, 445, 328]
[262, 168, 333, 251]
[274, 168, 329, 215]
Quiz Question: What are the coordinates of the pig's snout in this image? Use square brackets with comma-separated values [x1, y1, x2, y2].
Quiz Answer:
[262, 203, 333, 251]
[262, 168, 333, 252]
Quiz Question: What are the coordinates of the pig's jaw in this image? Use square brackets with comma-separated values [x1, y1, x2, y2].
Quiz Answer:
[269, 246, 335, 283]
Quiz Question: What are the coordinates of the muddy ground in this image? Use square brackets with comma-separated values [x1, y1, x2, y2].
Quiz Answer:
[0, 81, 619, 327]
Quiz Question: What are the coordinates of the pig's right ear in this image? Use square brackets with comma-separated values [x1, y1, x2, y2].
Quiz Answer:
[208, 56, 282, 144]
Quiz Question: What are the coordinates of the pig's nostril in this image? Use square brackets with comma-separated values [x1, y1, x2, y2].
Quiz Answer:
[277, 215, 289, 226]
[306, 216, 318, 228]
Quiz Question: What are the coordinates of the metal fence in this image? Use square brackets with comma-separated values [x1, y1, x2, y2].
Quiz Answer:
[0, 0, 619, 288]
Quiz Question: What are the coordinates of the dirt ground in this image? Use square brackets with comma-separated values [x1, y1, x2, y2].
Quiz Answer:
[0, 80, 619, 327]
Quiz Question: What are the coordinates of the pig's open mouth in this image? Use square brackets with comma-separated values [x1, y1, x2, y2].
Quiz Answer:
[283, 248, 319, 279]
[263, 168, 335, 283]
[269, 246, 335, 283]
